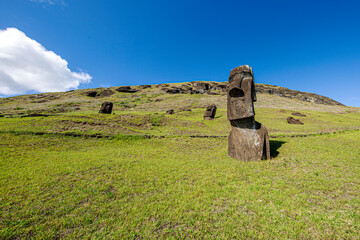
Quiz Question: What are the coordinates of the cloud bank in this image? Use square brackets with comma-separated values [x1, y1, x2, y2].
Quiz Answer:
[0, 28, 91, 96]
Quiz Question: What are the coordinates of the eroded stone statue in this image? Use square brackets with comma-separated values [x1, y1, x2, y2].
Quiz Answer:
[227, 65, 270, 161]
[99, 101, 113, 114]
[204, 105, 217, 120]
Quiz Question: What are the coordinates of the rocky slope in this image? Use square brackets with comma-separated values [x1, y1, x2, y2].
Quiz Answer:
[146, 81, 343, 106]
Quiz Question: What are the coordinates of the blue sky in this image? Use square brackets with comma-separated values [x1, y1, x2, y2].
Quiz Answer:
[0, 0, 360, 106]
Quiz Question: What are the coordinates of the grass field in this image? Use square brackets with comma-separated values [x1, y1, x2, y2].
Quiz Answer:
[1, 84, 360, 239]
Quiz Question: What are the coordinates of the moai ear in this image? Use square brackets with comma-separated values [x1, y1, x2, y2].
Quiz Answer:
[251, 79, 257, 102]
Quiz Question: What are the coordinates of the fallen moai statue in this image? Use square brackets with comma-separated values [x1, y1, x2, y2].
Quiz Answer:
[99, 102, 113, 114]
[116, 86, 138, 93]
[291, 112, 306, 117]
[287, 116, 303, 125]
[204, 105, 217, 120]
[227, 65, 270, 161]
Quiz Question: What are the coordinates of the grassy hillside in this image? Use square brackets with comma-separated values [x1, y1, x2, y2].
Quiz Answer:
[1, 82, 359, 239]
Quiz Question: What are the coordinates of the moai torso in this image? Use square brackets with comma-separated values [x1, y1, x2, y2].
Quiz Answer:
[227, 65, 270, 161]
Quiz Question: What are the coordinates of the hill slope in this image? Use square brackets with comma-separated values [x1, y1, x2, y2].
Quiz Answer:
[1, 82, 360, 239]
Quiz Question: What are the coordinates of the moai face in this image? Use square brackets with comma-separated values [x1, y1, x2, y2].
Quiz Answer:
[227, 65, 257, 120]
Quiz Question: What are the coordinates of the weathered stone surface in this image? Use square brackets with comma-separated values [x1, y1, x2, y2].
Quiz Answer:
[139, 85, 151, 89]
[99, 102, 113, 114]
[116, 86, 137, 93]
[163, 87, 183, 94]
[228, 118, 270, 161]
[86, 91, 98, 97]
[98, 89, 114, 97]
[287, 116, 303, 125]
[204, 105, 217, 120]
[166, 109, 175, 114]
[291, 112, 306, 117]
[227, 65, 270, 161]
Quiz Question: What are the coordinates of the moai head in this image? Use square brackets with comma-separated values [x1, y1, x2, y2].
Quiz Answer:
[227, 65, 257, 120]
[99, 101, 113, 114]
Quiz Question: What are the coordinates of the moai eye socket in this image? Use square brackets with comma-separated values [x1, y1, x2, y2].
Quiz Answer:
[229, 88, 244, 98]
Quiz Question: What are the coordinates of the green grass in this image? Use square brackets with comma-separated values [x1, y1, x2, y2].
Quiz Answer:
[1, 131, 359, 239]
[1, 83, 360, 238]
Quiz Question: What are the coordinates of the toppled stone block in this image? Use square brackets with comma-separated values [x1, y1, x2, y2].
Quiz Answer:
[179, 108, 192, 112]
[139, 85, 151, 89]
[86, 91, 98, 97]
[291, 112, 306, 117]
[287, 116, 303, 125]
[99, 102, 113, 114]
[204, 105, 217, 120]
[116, 86, 138, 93]
[98, 89, 114, 97]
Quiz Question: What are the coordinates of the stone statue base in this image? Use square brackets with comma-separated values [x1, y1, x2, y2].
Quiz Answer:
[228, 118, 270, 161]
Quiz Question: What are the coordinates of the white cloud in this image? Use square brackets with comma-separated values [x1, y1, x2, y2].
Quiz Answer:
[30, 0, 66, 6]
[0, 28, 91, 96]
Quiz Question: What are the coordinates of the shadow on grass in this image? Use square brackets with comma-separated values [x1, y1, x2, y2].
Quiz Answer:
[270, 140, 286, 158]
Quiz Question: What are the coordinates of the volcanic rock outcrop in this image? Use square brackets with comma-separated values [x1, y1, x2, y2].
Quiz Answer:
[227, 65, 270, 161]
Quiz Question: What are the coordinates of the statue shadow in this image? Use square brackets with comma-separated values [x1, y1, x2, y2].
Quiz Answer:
[269, 140, 286, 158]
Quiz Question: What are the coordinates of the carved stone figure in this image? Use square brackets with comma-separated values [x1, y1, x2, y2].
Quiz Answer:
[99, 101, 113, 114]
[204, 105, 217, 120]
[287, 116, 303, 125]
[227, 65, 270, 161]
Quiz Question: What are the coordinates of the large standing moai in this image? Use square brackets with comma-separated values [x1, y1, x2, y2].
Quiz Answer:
[227, 65, 270, 161]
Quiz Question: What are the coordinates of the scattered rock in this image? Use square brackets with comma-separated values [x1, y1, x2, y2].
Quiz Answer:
[204, 105, 217, 120]
[193, 82, 211, 91]
[116, 86, 138, 93]
[0, 115, 4, 117]
[166, 110, 175, 114]
[292, 112, 306, 117]
[99, 102, 113, 114]
[139, 85, 151, 89]
[98, 89, 115, 97]
[287, 116, 303, 125]
[86, 91, 98, 97]
[162, 87, 183, 94]
[154, 99, 163, 102]
[256, 84, 343, 106]
[74, 107, 81, 111]
[180, 108, 192, 112]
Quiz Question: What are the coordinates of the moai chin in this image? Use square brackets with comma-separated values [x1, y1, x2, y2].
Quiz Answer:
[227, 65, 270, 161]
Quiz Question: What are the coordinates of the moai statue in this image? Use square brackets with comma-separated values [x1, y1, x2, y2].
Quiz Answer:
[99, 101, 113, 114]
[227, 65, 270, 161]
[204, 105, 217, 120]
